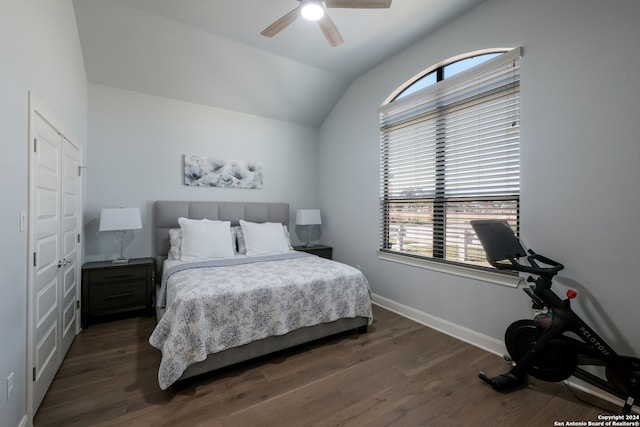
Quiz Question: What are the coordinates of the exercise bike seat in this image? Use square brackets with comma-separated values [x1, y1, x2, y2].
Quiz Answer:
[470, 220, 564, 277]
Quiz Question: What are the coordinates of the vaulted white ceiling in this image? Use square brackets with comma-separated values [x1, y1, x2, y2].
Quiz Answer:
[73, 0, 485, 126]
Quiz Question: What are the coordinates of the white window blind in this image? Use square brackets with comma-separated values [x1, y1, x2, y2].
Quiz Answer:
[379, 48, 521, 267]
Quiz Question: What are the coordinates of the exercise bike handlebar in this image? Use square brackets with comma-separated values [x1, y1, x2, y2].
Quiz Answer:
[490, 249, 564, 277]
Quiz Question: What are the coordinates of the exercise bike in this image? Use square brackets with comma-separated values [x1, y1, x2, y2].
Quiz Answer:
[470, 219, 640, 415]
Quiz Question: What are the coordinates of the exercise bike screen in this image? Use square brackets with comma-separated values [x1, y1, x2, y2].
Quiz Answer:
[470, 220, 526, 263]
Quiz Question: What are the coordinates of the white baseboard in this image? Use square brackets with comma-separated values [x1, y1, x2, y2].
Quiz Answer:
[371, 293, 639, 414]
[371, 293, 507, 357]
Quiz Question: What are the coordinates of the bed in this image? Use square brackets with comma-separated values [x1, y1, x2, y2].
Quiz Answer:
[148, 201, 372, 390]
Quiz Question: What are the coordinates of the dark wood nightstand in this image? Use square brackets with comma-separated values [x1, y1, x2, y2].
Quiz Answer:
[294, 244, 333, 260]
[81, 257, 154, 328]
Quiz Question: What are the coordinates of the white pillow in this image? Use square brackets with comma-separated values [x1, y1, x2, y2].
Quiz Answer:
[178, 218, 235, 260]
[239, 220, 291, 256]
[234, 224, 292, 255]
[168, 227, 238, 259]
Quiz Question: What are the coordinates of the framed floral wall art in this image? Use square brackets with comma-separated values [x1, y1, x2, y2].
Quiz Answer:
[184, 155, 263, 189]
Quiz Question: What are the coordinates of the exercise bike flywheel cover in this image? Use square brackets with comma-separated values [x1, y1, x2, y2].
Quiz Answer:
[505, 319, 577, 382]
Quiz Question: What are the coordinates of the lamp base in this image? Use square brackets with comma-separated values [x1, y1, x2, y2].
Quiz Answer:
[304, 225, 313, 247]
[113, 231, 129, 263]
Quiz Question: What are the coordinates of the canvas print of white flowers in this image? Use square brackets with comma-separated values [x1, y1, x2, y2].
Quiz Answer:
[184, 155, 263, 189]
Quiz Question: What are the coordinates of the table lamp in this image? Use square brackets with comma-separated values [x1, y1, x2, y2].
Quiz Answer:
[99, 207, 142, 263]
[296, 209, 321, 247]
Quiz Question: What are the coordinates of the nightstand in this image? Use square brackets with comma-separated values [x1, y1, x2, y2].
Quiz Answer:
[294, 244, 333, 260]
[81, 257, 154, 328]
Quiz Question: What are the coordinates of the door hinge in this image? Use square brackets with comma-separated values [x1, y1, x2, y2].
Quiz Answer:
[77, 233, 81, 243]
[34, 138, 37, 153]
[33, 252, 37, 267]
[76, 300, 80, 310]
[32, 367, 36, 382]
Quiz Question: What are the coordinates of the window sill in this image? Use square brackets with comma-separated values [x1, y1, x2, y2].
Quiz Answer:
[377, 250, 522, 288]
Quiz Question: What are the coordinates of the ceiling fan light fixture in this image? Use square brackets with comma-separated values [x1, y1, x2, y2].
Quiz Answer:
[301, 0, 325, 21]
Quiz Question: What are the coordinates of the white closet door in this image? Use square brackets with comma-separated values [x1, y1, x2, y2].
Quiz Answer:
[31, 112, 63, 412]
[30, 111, 81, 413]
[60, 136, 79, 357]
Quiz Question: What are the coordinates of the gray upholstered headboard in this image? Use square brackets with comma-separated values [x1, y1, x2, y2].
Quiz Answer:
[153, 201, 289, 279]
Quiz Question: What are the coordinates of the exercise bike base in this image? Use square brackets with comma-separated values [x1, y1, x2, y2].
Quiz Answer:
[478, 371, 526, 391]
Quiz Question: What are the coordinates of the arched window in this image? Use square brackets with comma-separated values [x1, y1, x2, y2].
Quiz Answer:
[379, 48, 521, 270]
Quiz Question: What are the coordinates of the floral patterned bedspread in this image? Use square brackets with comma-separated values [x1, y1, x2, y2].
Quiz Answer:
[148, 252, 373, 389]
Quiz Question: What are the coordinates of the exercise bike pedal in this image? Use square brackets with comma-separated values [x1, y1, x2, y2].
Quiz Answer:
[478, 371, 526, 391]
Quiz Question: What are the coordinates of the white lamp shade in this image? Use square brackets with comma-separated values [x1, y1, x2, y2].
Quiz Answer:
[99, 208, 142, 231]
[296, 209, 322, 226]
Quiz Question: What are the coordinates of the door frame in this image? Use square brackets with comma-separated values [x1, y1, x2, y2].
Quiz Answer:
[27, 92, 83, 421]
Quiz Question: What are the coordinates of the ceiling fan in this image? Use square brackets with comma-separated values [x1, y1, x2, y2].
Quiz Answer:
[261, 0, 392, 47]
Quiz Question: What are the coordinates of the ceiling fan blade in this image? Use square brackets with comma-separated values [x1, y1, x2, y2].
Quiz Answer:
[317, 14, 344, 47]
[261, 7, 301, 37]
[325, 0, 391, 9]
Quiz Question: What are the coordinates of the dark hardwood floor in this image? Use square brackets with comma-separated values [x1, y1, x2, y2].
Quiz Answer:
[34, 305, 620, 426]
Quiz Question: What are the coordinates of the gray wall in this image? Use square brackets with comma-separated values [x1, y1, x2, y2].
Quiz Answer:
[319, 0, 640, 356]
[83, 84, 321, 262]
[0, 1, 87, 426]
